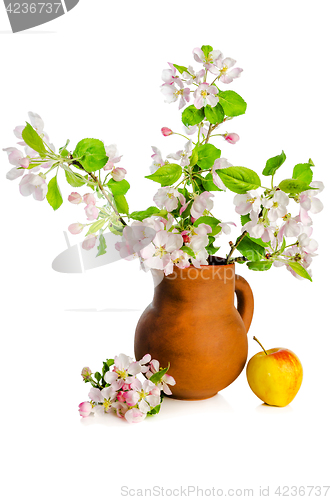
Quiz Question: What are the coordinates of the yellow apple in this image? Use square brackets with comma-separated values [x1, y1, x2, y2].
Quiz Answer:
[246, 337, 303, 407]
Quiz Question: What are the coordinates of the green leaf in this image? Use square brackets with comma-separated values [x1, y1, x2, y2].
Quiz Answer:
[217, 167, 261, 194]
[262, 150, 286, 176]
[73, 138, 108, 172]
[206, 236, 220, 255]
[202, 172, 222, 192]
[46, 176, 63, 211]
[240, 214, 251, 226]
[65, 170, 86, 188]
[181, 246, 195, 258]
[60, 148, 70, 158]
[107, 359, 114, 367]
[247, 261, 272, 271]
[173, 64, 188, 74]
[196, 144, 221, 170]
[278, 178, 313, 194]
[22, 123, 47, 156]
[114, 194, 129, 214]
[280, 237, 286, 254]
[287, 262, 312, 281]
[129, 207, 163, 221]
[102, 362, 110, 375]
[189, 147, 199, 167]
[308, 158, 315, 166]
[292, 163, 313, 184]
[107, 179, 130, 195]
[181, 105, 205, 127]
[147, 404, 161, 416]
[145, 164, 182, 187]
[86, 219, 106, 236]
[149, 365, 169, 385]
[201, 45, 213, 58]
[96, 233, 107, 257]
[94, 372, 101, 382]
[218, 90, 247, 117]
[237, 234, 266, 261]
[204, 103, 225, 124]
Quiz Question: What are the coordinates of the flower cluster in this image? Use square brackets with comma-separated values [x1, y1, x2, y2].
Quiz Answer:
[79, 353, 175, 423]
[4, 45, 325, 282]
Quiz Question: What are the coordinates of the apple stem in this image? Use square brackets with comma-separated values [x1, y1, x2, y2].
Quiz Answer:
[253, 336, 268, 355]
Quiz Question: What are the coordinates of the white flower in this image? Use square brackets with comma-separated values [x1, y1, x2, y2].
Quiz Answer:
[153, 187, 185, 212]
[167, 140, 192, 167]
[262, 191, 289, 221]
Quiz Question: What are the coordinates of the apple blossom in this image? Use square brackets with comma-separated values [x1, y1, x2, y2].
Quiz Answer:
[153, 187, 185, 213]
[146, 359, 176, 395]
[212, 158, 232, 190]
[28, 111, 44, 134]
[68, 223, 85, 235]
[125, 379, 161, 414]
[85, 204, 99, 221]
[83, 193, 96, 205]
[150, 146, 165, 173]
[82, 234, 97, 250]
[104, 144, 122, 171]
[161, 62, 181, 86]
[170, 249, 191, 269]
[278, 214, 301, 239]
[161, 81, 190, 110]
[167, 140, 192, 167]
[182, 65, 205, 85]
[234, 191, 261, 215]
[191, 192, 214, 219]
[242, 211, 270, 240]
[140, 230, 183, 275]
[104, 353, 142, 390]
[298, 181, 324, 214]
[193, 47, 222, 69]
[188, 223, 213, 254]
[111, 167, 127, 182]
[193, 83, 218, 109]
[262, 191, 289, 221]
[19, 174, 48, 201]
[115, 224, 156, 259]
[209, 57, 243, 84]
[125, 408, 147, 424]
[219, 221, 236, 235]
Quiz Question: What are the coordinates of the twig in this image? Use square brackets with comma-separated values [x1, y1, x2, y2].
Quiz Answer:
[226, 231, 248, 264]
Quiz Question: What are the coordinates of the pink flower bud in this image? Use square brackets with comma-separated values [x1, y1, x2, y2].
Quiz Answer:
[82, 234, 97, 250]
[117, 391, 126, 403]
[83, 193, 96, 205]
[81, 367, 92, 381]
[161, 127, 173, 137]
[224, 133, 240, 144]
[181, 230, 191, 244]
[20, 157, 30, 168]
[111, 167, 127, 182]
[68, 192, 82, 204]
[85, 204, 99, 221]
[78, 401, 93, 418]
[68, 223, 85, 235]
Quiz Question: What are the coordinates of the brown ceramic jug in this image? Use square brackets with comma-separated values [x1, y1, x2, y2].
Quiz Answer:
[134, 261, 254, 400]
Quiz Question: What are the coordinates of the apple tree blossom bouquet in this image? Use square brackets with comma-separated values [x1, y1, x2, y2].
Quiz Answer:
[4, 45, 324, 281]
[79, 353, 175, 424]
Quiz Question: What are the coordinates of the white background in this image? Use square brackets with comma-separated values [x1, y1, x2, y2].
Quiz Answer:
[1, 1, 330, 499]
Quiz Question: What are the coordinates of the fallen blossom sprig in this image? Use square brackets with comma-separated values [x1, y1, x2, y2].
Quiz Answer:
[79, 353, 176, 424]
[4, 45, 324, 281]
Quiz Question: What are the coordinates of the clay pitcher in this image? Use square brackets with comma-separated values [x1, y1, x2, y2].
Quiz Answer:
[134, 262, 254, 400]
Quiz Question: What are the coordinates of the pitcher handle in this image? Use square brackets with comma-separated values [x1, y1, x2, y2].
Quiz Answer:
[235, 274, 254, 333]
